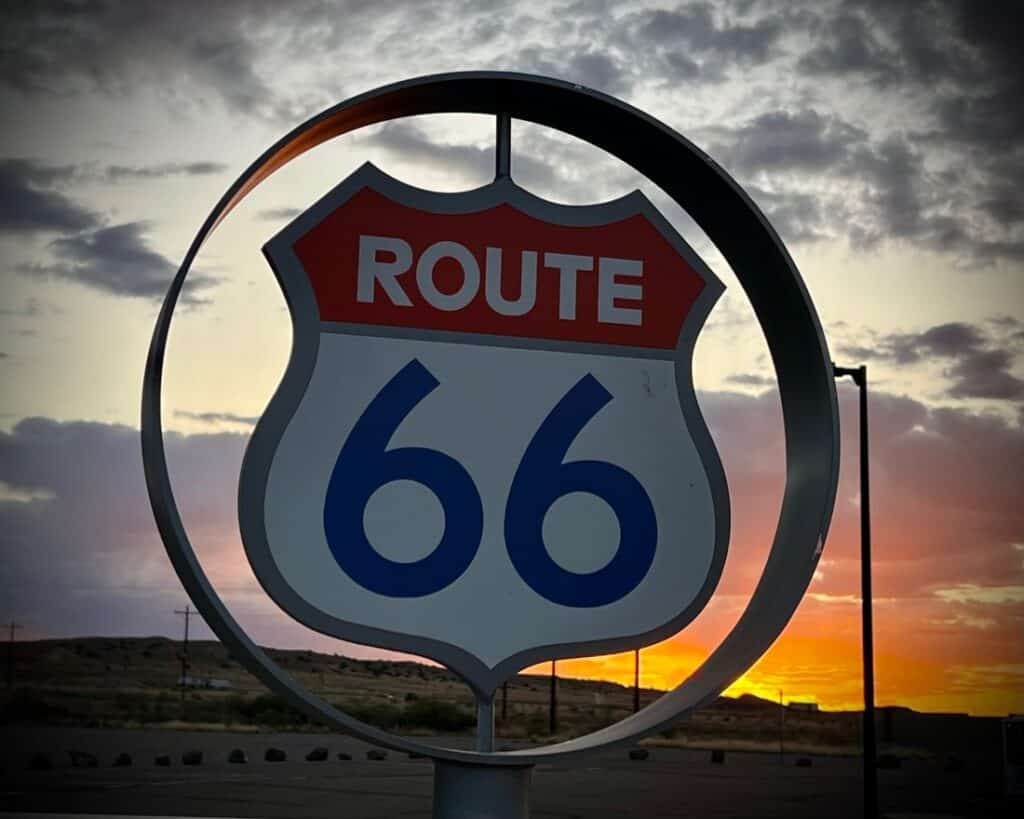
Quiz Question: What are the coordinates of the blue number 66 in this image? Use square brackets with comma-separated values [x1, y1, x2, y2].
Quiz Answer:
[324, 359, 657, 607]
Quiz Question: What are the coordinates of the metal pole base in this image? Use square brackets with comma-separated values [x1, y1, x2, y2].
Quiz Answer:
[432, 760, 533, 819]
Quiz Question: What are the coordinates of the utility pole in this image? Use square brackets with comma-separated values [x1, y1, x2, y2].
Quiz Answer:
[174, 604, 194, 702]
[633, 649, 640, 713]
[549, 660, 558, 734]
[779, 689, 785, 765]
[835, 364, 878, 819]
[6, 622, 22, 688]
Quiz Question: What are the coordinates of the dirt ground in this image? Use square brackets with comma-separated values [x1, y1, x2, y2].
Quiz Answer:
[0, 725, 1015, 819]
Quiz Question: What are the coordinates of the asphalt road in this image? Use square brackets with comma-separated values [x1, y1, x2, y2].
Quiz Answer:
[0, 726, 1012, 818]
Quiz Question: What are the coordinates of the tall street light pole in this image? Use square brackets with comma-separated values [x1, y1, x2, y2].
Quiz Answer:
[834, 363, 878, 819]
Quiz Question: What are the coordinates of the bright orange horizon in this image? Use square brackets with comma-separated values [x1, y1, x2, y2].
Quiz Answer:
[528, 609, 1024, 718]
[518, 386, 1024, 719]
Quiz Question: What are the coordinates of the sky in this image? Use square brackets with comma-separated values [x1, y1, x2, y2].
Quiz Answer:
[0, 0, 1021, 718]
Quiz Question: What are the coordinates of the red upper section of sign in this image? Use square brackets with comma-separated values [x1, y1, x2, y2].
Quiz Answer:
[289, 185, 705, 350]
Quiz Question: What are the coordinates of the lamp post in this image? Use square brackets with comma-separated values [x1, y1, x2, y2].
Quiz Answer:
[834, 364, 877, 819]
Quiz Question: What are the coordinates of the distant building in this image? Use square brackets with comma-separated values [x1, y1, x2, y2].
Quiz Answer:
[788, 701, 819, 712]
[178, 675, 233, 690]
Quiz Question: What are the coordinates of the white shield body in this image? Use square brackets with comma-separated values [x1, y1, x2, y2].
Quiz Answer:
[239, 164, 728, 693]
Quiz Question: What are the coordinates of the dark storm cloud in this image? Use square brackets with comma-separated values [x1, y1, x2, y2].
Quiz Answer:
[0, 159, 100, 234]
[709, 107, 1024, 262]
[791, 0, 1024, 260]
[796, 10, 901, 85]
[743, 185, 828, 244]
[565, 51, 631, 96]
[500, 45, 636, 97]
[945, 350, 1024, 401]
[102, 162, 229, 181]
[797, 1, 990, 89]
[840, 322, 986, 365]
[839, 321, 1024, 401]
[631, 3, 783, 61]
[0, 0, 272, 115]
[712, 110, 866, 175]
[808, 0, 1024, 155]
[21, 222, 216, 305]
[620, 2, 789, 83]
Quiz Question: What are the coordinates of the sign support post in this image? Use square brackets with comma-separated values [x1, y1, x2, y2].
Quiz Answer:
[476, 694, 495, 753]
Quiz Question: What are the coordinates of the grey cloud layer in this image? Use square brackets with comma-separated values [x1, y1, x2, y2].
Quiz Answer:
[1, 1, 1021, 271]
[2, 384, 1021, 639]
[175, 410, 260, 427]
[1, 159, 219, 303]
[0, 159, 99, 234]
[0, 0, 275, 116]
[101, 162, 228, 182]
[19, 222, 217, 305]
[791, 0, 1024, 261]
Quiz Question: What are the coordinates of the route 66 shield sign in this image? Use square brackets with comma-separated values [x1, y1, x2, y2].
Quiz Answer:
[239, 163, 729, 695]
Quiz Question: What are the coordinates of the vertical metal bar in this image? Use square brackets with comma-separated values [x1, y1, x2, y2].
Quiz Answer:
[502, 681, 508, 721]
[858, 366, 878, 819]
[476, 694, 495, 753]
[495, 112, 511, 180]
[633, 649, 640, 713]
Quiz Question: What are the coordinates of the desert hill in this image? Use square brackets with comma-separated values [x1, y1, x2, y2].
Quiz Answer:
[1, 636, 1001, 758]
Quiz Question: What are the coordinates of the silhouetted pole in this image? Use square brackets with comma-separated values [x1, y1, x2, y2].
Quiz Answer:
[6, 622, 22, 688]
[835, 363, 878, 819]
[778, 688, 785, 765]
[549, 660, 558, 733]
[501, 680, 508, 721]
[174, 604, 194, 702]
[633, 649, 640, 713]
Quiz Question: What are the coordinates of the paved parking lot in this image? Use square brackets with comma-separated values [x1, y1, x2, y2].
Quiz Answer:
[0, 726, 1012, 818]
